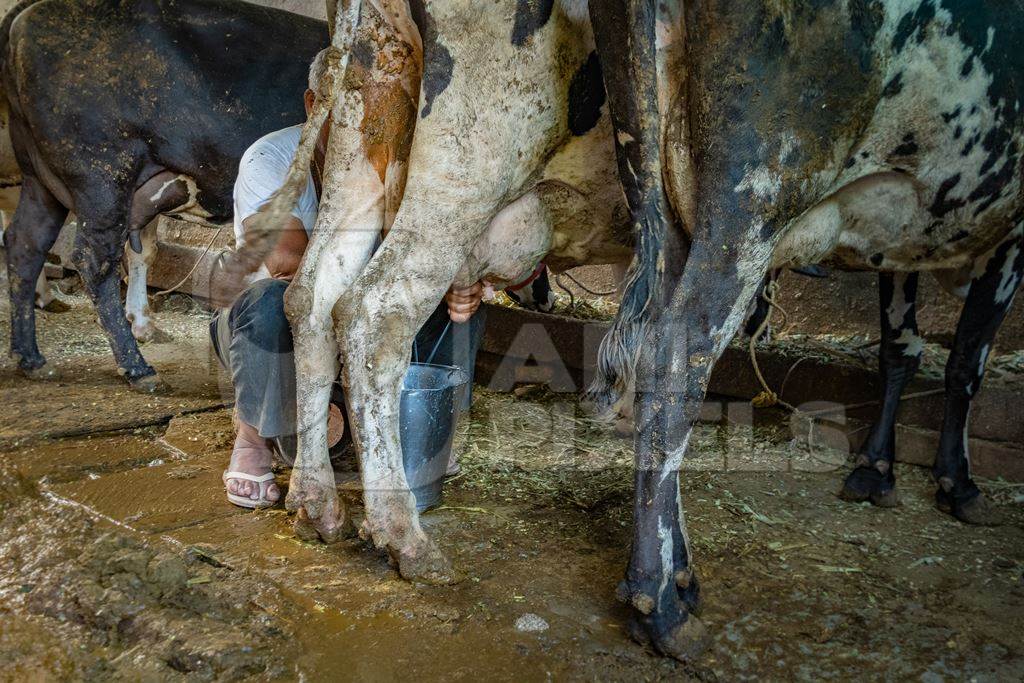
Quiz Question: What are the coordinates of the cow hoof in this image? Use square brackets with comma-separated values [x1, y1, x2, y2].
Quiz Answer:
[294, 506, 355, 543]
[838, 466, 898, 508]
[39, 298, 71, 313]
[133, 325, 173, 344]
[129, 373, 172, 395]
[392, 540, 456, 585]
[937, 490, 1001, 526]
[20, 364, 60, 381]
[630, 613, 711, 662]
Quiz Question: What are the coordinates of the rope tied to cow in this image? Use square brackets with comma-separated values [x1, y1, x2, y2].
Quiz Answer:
[746, 275, 946, 431]
[748, 278, 798, 411]
[152, 225, 226, 302]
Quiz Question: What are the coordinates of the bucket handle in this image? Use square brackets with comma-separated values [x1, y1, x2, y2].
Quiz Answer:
[413, 319, 452, 366]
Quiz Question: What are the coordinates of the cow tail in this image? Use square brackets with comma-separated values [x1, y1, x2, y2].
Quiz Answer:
[219, 0, 363, 299]
[586, 211, 664, 417]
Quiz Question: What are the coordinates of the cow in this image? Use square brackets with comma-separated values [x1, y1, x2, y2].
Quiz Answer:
[1, 0, 328, 391]
[218, 0, 636, 565]
[579, 0, 1024, 659]
[0, 0, 327, 336]
[505, 264, 558, 313]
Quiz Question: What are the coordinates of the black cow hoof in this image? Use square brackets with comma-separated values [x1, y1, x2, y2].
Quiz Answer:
[936, 490, 1001, 526]
[129, 373, 172, 395]
[629, 613, 711, 662]
[839, 466, 899, 508]
[20, 363, 61, 382]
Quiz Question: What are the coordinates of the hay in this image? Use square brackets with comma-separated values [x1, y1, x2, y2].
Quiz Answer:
[490, 290, 619, 321]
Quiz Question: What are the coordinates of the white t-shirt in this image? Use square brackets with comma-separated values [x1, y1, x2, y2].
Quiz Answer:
[233, 125, 319, 248]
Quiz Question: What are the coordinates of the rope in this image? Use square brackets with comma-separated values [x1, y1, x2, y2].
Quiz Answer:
[746, 276, 946, 421]
[556, 269, 619, 297]
[748, 279, 797, 410]
[152, 225, 225, 300]
[553, 273, 576, 311]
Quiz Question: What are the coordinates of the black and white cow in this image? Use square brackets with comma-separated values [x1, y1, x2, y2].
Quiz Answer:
[586, 0, 1023, 658]
[221, 0, 635, 558]
[2, 0, 327, 391]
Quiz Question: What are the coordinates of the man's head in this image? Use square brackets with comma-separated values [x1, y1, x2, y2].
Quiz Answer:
[304, 48, 334, 163]
[303, 47, 333, 115]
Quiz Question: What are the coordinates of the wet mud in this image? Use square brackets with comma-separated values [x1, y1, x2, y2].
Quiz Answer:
[1, 286, 1023, 680]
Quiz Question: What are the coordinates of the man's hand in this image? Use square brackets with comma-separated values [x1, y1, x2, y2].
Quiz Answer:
[446, 281, 485, 323]
[256, 216, 309, 282]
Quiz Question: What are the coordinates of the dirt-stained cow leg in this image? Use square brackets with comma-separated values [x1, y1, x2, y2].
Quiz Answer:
[5, 174, 68, 379]
[840, 272, 922, 507]
[69, 193, 168, 394]
[123, 170, 189, 345]
[933, 224, 1024, 525]
[337, 221, 480, 585]
[284, 119, 384, 544]
[124, 222, 170, 344]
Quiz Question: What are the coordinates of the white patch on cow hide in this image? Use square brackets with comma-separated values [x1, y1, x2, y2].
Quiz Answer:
[557, 0, 590, 24]
[734, 132, 798, 204]
[896, 328, 924, 358]
[657, 514, 673, 601]
[734, 164, 782, 203]
[661, 432, 691, 486]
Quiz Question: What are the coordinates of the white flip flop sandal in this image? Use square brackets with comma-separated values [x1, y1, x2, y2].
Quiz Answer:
[223, 470, 278, 509]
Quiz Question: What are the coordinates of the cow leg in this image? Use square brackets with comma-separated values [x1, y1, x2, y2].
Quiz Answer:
[124, 222, 168, 343]
[70, 201, 168, 394]
[34, 269, 67, 312]
[840, 272, 922, 507]
[337, 229, 476, 585]
[281, 109, 387, 542]
[5, 175, 68, 378]
[283, 242, 349, 543]
[123, 170, 196, 343]
[933, 225, 1024, 525]
[623, 239, 770, 660]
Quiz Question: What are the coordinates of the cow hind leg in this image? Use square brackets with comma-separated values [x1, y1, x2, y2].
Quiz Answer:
[124, 222, 169, 343]
[35, 269, 69, 312]
[5, 175, 68, 378]
[623, 240, 771, 660]
[124, 170, 194, 343]
[283, 228, 380, 544]
[840, 272, 922, 507]
[338, 230, 480, 585]
[933, 225, 1024, 525]
[70, 198, 168, 394]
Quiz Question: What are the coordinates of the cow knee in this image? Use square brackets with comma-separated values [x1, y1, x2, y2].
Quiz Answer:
[283, 282, 313, 325]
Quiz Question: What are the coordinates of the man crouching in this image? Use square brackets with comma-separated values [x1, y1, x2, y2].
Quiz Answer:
[213, 49, 486, 508]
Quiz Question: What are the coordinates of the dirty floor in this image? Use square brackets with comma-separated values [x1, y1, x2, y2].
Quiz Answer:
[2, 284, 1023, 681]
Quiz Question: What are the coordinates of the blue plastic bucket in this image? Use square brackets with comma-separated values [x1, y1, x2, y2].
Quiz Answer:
[400, 362, 469, 512]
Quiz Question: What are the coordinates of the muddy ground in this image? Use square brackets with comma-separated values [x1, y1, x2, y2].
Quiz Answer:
[1, 282, 1023, 681]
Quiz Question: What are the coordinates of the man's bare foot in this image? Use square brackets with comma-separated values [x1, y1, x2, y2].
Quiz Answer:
[225, 422, 281, 504]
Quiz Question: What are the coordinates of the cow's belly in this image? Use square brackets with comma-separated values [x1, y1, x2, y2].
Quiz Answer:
[775, 170, 1017, 273]
[776, 2, 1023, 274]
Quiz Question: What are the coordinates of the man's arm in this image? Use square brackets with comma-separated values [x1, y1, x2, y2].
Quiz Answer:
[243, 214, 309, 280]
